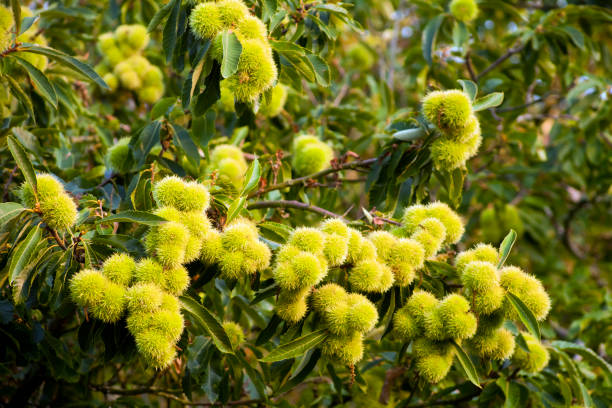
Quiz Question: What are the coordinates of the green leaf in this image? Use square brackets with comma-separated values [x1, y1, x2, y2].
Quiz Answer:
[473, 92, 504, 111]
[422, 14, 445, 65]
[497, 229, 517, 268]
[11, 56, 58, 108]
[0, 202, 25, 226]
[19, 44, 108, 89]
[551, 340, 612, 381]
[150, 97, 176, 120]
[226, 196, 246, 225]
[173, 124, 200, 168]
[505, 292, 540, 340]
[451, 340, 480, 388]
[458, 79, 478, 101]
[11, 0, 21, 40]
[307, 54, 331, 87]
[162, 0, 181, 63]
[7, 135, 37, 196]
[95, 210, 168, 226]
[9, 226, 42, 285]
[147, 1, 173, 32]
[179, 295, 234, 354]
[220, 31, 242, 79]
[19, 16, 37, 36]
[4, 74, 35, 120]
[277, 349, 321, 394]
[240, 158, 261, 197]
[393, 127, 426, 142]
[260, 329, 327, 362]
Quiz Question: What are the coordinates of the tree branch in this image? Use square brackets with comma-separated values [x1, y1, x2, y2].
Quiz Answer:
[247, 200, 344, 219]
[476, 43, 525, 82]
[248, 157, 378, 198]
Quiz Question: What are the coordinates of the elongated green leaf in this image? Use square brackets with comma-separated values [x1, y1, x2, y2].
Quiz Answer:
[497, 229, 517, 268]
[179, 295, 234, 354]
[307, 54, 331, 87]
[506, 292, 540, 340]
[173, 124, 200, 168]
[226, 196, 246, 225]
[240, 158, 261, 197]
[552, 340, 612, 380]
[422, 14, 445, 65]
[19, 44, 108, 89]
[4, 74, 35, 120]
[13, 240, 51, 304]
[0, 202, 25, 226]
[458, 79, 478, 101]
[393, 127, 426, 142]
[473, 92, 504, 111]
[11, 56, 58, 108]
[150, 97, 176, 120]
[9, 226, 42, 284]
[278, 349, 321, 394]
[19, 16, 37, 36]
[260, 329, 327, 362]
[95, 210, 167, 226]
[451, 340, 480, 388]
[220, 31, 242, 78]
[147, 1, 173, 32]
[162, 0, 180, 63]
[11, 0, 21, 41]
[553, 349, 594, 407]
[7, 135, 37, 196]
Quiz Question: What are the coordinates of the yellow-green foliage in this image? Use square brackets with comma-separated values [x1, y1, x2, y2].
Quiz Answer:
[69, 269, 126, 323]
[322, 332, 364, 366]
[106, 137, 132, 174]
[219, 81, 236, 112]
[209, 144, 248, 189]
[346, 228, 377, 264]
[102, 253, 136, 286]
[134, 258, 165, 287]
[222, 321, 245, 350]
[20, 174, 78, 231]
[259, 84, 288, 117]
[455, 243, 498, 273]
[368, 232, 425, 287]
[450, 0, 479, 22]
[273, 246, 327, 290]
[291, 135, 334, 176]
[413, 338, 455, 383]
[153, 176, 211, 213]
[346, 42, 375, 70]
[276, 287, 310, 323]
[96, 25, 164, 103]
[69, 269, 108, 308]
[421, 90, 482, 169]
[349, 259, 394, 293]
[126, 283, 164, 314]
[190, 0, 275, 103]
[512, 332, 550, 373]
[500, 266, 551, 321]
[480, 204, 525, 243]
[145, 219, 190, 268]
[0, 6, 12, 52]
[217, 219, 271, 279]
[468, 327, 515, 360]
[400, 202, 464, 246]
[313, 285, 378, 338]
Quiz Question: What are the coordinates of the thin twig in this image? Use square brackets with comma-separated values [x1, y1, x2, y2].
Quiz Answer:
[247, 200, 344, 219]
[476, 43, 525, 81]
[247, 157, 378, 198]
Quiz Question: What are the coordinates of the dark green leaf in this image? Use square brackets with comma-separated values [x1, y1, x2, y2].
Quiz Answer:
[451, 340, 480, 388]
[7, 135, 37, 196]
[148, 1, 173, 32]
[260, 329, 327, 362]
[11, 56, 58, 108]
[95, 210, 168, 226]
[11, 0, 21, 41]
[422, 14, 445, 65]
[180, 295, 234, 354]
[5, 75, 35, 120]
[551, 340, 612, 381]
[150, 97, 176, 120]
[162, 0, 181, 63]
[458, 79, 478, 101]
[0, 202, 25, 226]
[505, 292, 540, 340]
[9, 226, 42, 285]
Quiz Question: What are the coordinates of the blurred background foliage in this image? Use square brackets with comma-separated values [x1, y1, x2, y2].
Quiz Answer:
[0, 0, 611, 406]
